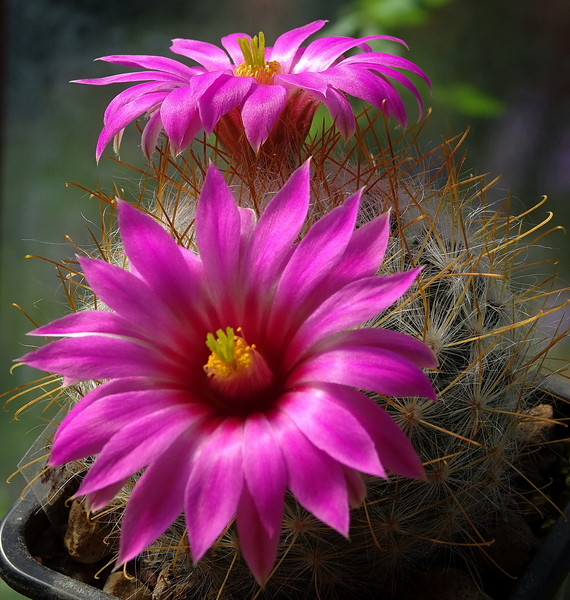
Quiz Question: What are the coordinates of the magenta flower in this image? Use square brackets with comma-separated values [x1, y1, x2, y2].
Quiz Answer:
[76, 20, 430, 160]
[21, 162, 436, 584]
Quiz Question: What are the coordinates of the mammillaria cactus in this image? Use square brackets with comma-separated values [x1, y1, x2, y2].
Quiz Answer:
[5, 21, 569, 600]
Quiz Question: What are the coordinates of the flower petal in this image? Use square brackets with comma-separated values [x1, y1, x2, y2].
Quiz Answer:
[117, 428, 198, 565]
[185, 418, 244, 561]
[279, 387, 385, 476]
[241, 84, 288, 152]
[220, 33, 248, 65]
[77, 404, 202, 495]
[117, 201, 206, 328]
[290, 346, 437, 401]
[159, 86, 202, 152]
[341, 53, 431, 88]
[169, 39, 233, 71]
[241, 160, 310, 295]
[95, 54, 199, 79]
[274, 72, 330, 96]
[270, 410, 349, 535]
[313, 86, 356, 139]
[242, 413, 286, 537]
[286, 268, 423, 364]
[294, 34, 406, 72]
[77, 256, 188, 343]
[52, 388, 203, 465]
[271, 20, 327, 73]
[198, 75, 253, 133]
[85, 479, 129, 512]
[313, 383, 426, 479]
[317, 328, 438, 369]
[20, 335, 179, 386]
[195, 165, 242, 311]
[141, 109, 164, 159]
[49, 378, 154, 464]
[268, 190, 361, 339]
[73, 70, 187, 86]
[324, 65, 408, 126]
[95, 89, 169, 160]
[237, 484, 281, 585]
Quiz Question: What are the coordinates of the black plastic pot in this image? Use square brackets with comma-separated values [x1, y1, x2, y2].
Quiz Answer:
[0, 494, 113, 600]
[508, 499, 570, 600]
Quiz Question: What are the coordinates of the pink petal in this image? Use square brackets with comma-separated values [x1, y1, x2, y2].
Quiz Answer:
[77, 256, 189, 343]
[117, 429, 198, 565]
[242, 413, 286, 537]
[316, 328, 438, 369]
[290, 346, 437, 401]
[169, 39, 233, 71]
[341, 53, 431, 88]
[117, 201, 206, 328]
[52, 388, 203, 465]
[331, 211, 390, 283]
[238, 206, 257, 252]
[220, 33, 248, 65]
[285, 268, 423, 365]
[159, 86, 202, 151]
[241, 160, 310, 295]
[274, 72, 330, 96]
[376, 66, 425, 117]
[73, 71, 188, 86]
[198, 75, 253, 133]
[324, 65, 407, 126]
[314, 86, 356, 139]
[102, 82, 170, 126]
[20, 335, 180, 386]
[270, 410, 349, 535]
[85, 479, 129, 512]
[77, 405, 203, 495]
[141, 109, 164, 159]
[95, 54, 199, 79]
[279, 387, 385, 476]
[237, 484, 281, 585]
[185, 418, 244, 561]
[30, 310, 146, 340]
[195, 164, 242, 309]
[96, 89, 168, 159]
[314, 383, 426, 479]
[294, 34, 407, 73]
[271, 21, 327, 73]
[49, 378, 153, 464]
[268, 191, 361, 340]
[241, 84, 288, 152]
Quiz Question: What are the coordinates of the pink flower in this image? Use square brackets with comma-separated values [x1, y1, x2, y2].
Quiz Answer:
[20, 162, 437, 584]
[76, 20, 430, 160]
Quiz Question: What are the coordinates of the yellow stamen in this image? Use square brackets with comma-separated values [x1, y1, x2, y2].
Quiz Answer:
[204, 327, 254, 379]
[235, 32, 281, 85]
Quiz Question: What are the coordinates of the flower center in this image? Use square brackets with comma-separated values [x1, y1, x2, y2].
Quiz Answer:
[203, 327, 274, 411]
[204, 327, 253, 379]
[235, 32, 281, 85]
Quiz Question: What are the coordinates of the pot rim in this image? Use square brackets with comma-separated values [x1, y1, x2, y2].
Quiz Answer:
[0, 493, 114, 600]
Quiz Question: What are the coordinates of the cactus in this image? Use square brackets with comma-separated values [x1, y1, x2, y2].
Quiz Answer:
[8, 111, 569, 600]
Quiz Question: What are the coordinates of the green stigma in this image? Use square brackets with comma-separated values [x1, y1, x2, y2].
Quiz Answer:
[206, 327, 236, 363]
[237, 32, 267, 68]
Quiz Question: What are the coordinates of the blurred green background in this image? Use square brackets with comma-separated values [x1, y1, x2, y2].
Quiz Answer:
[2, 0, 569, 598]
